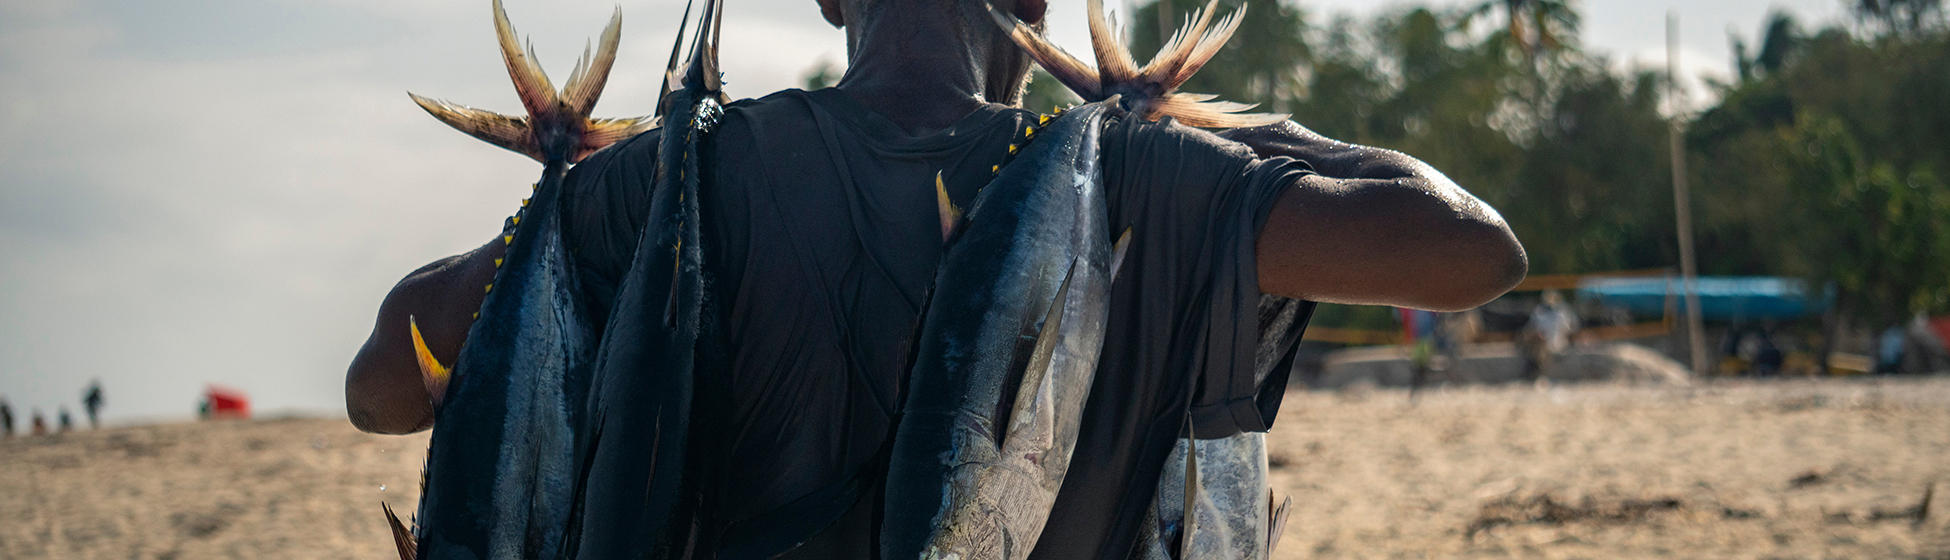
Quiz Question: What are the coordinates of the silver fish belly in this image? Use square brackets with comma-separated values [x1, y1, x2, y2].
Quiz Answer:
[883, 103, 1116, 560]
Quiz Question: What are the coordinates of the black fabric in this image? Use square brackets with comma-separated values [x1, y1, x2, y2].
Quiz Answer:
[558, 88, 1315, 559]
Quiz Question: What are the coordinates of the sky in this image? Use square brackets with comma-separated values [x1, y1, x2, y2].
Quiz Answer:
[0, 0, 1846, 425]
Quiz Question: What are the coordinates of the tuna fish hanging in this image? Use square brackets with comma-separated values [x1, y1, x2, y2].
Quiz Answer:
[988, 0, 1302, 557]
[376, 0, 689, 558]
[876, 1, 1290, 558]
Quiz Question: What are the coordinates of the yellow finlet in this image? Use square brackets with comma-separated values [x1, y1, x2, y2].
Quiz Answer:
[934, 172, 963, 243]
[408, 316, 452, 408]
[504, 234, 514, 245]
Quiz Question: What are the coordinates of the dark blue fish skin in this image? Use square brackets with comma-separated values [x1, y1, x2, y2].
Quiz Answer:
[414, 159, 598, 560]
[566, 88, 710, 560]
[882, 102, 1116, 560]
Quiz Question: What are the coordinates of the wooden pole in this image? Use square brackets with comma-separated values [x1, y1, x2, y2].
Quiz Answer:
[1668, 13, 1709, 375]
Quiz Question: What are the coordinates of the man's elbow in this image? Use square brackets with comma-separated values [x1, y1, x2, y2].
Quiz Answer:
[1422, 222, 1528, 311]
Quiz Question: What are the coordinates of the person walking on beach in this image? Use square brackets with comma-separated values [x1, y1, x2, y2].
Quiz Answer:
[1, 398, 12, 438]
[83, 381, 104, 429]
[30, 409, 47, 437]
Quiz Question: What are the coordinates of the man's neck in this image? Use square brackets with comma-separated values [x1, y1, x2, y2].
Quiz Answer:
[833, 1, 995, 136]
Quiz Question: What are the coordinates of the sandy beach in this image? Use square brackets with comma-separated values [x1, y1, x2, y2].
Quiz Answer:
[4, 376, 1946, 559]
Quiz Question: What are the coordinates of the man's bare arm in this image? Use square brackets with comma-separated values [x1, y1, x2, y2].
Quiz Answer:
[1224, 121, 1528, 311]
[345, 238, 505, 434]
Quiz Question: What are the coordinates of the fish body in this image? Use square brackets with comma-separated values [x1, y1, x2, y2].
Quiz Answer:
[881, 102, 1117, 560]
[393, 2, 663, 559]
[1136, 296, 1308, 559]
[567, 0, 726, 557]
[414, 159, 596, 560]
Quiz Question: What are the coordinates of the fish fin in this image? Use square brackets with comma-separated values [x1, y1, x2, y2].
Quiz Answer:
[575, 116, 658, 162]
[383, 502, 418, 560]
[676, 0, 726, 93]
[1268, 492, 1293, 553]
[493, 0, 560, 121]
[408, 316, 452, 409]
[934, 172, 964, 242]
[1166, 3, 1242, 87]
[1108, 227, 1134, 283]
[1180, 427, 1199, 560]
[563, 6, 623, 116]
[1147, 93, 1288, 129]
[658, 0, 697, 115]
[408, 93, 543, 162]
[418, 1, 644, 162]
[985, 1, 1102, 100]
[1004, 259, 1077, 443]
[1137, 0, 1223, 81]
[1086, 0, 1138, 85]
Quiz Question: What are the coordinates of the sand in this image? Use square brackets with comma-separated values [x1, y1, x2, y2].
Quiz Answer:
[4, 377, 1946, 559]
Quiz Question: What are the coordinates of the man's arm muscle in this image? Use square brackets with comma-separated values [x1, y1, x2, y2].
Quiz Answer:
[1225, 121, 1528, 311]
[345, 238, 505, 434]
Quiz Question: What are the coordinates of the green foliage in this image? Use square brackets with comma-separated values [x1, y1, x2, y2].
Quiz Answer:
[790, 0, 1950, 324]
[1777, 113, 1950, 318]
[803, 58, 841, 90]
[1019, 69, 1083, 114]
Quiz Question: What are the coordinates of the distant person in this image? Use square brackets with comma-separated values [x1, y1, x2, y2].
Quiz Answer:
[1753, 332, 1784, 376]
[83, 380, 104, 429]
[1876, 324, 1905, 375]
[1405, 308, 1438, 395]
[1, 398, 12, 438]
[1522, 290, 1578, 383]
[57, 408, 72, 433]
[30, 409, 47, 436]
[1437, 309, 1483, 376]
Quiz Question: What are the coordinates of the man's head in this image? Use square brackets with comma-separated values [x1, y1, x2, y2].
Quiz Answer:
[815, 0, 1047, 106]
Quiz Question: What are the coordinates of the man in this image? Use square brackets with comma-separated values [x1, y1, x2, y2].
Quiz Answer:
[346, 0, 1526, 555]
[1, 397, 12, 438]
[83, 380, 103, 429]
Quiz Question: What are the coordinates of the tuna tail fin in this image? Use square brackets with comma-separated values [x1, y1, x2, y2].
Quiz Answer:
[987, 0, 1287, 128]
[408, 316, 452, 409]
[657, 0, 698, 116]
[409, 0, 653, 163]
[669, 0, 727, 95]
[383, 502, 419, 560]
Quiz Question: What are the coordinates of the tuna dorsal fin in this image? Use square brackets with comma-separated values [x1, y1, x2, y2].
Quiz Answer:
[408, 0, 653, 163]
[1268, 491, 1293, 553]
[988, 0, 1287, 128]
[408, 316, 452, 408]
[1006, 259, 1077, 438]
[382, 503, 418, 560]
[1108, 227, 1134, 283]
[935, 172, 964, 243]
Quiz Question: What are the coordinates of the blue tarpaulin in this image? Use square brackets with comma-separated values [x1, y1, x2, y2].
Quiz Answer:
[1576, 276, 1831, 320]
